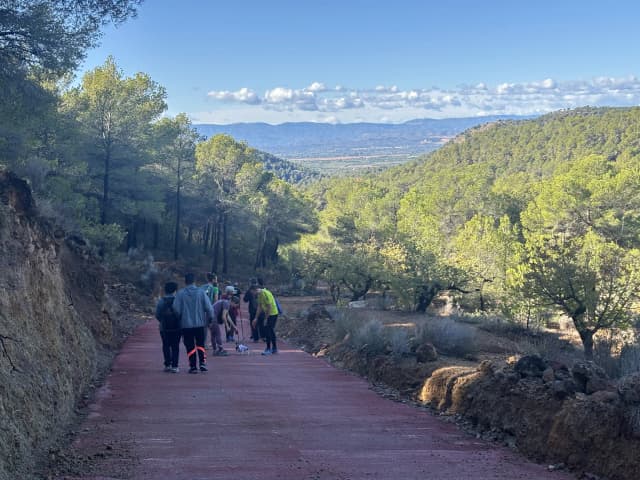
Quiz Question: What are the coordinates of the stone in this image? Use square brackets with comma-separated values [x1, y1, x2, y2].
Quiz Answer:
[515, 354, 548, 378]
[415, 343, 438, 363]
[571, 361, 610, 394]
[542, 367, 555, 383]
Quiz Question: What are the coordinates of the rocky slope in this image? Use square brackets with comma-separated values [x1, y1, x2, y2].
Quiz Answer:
[0, 171, 141, 480]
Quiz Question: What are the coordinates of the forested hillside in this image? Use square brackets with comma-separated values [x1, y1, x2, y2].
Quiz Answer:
[2, 53, 318, 274]
[289, 107, 640, 359]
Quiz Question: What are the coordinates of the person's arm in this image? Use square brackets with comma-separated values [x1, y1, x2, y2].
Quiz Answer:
[222, 308, 237, 333]
[253, 296, 263, 327]
[172, 294, 182, 318]
[155, 299, 163, 321]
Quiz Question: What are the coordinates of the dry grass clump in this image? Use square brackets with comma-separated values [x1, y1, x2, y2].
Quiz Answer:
[415, 316, 478, 358]
[516, 332, 579, 365]
[594, 336, 640, 378]
[477, 316, 532, 338]
[388, 328, 411, 359]
[350, 317, 386, 356]
[620, 344, 640, 376]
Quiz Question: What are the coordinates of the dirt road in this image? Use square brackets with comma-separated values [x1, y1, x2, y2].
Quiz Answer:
[53, 317, 575, 480]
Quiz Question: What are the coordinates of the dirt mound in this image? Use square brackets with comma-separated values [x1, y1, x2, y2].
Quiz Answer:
[420, 357, 640, 479]
[0, 172, 143, 480]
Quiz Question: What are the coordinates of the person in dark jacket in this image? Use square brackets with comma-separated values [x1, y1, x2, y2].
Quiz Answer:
[173, 273, 214, 374]
[243, 279, 260, 342]
[155, 282, 181, 373]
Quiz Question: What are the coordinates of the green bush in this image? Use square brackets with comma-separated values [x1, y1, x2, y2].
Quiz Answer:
[81, 222, 126, 258]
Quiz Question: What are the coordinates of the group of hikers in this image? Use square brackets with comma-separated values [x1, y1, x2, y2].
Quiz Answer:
[154, 273, 280, 374]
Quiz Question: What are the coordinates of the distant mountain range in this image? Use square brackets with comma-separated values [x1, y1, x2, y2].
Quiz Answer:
[194, 115, 531, 173]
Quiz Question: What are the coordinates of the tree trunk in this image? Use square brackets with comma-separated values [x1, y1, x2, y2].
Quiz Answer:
[203, 222, 210, 254]
[126, 218, 137, 251]
[578, 326, 595, 360]
[100, 148, 111, 225]
[211, 217, 221, 274]
[270, 235, 280, 263]
[173, 179, 181, 261]
[349, 277, 372, 301]
[153, 222, 159, 249]
[140, 217, 146, 248]
[330, 284, 340, 303]
[222, 212, 228, 274]
[416, 284, 439, 313]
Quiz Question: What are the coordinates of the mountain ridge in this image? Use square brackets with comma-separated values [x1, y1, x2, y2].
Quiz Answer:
[194, 115, 532, 172]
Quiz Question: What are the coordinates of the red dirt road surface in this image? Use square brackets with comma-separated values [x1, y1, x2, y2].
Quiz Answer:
[56, 318, 575, 480]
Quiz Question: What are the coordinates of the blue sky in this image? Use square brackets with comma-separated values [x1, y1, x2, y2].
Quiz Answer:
[79, 0, 640, 124]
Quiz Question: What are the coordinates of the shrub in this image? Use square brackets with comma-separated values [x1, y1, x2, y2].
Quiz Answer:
[387, 327, 410, 359]
[620, 344, 640, 376]
[416, 317, 477, 358]
[478, 317, 534, 338]
[517, 332, 578, 365]
[350, 317, 386, 356]
[331, 308, 355, 342]
[594, 336, 640, 378]
[594, 336, 620, 378]
[81, 222, 126, 258]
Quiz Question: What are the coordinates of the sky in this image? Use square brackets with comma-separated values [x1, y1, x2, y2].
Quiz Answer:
[79, 0, 640, 125]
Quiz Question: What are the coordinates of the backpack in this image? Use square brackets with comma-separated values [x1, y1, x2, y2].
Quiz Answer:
[204, 284, 218, 303]
[158, 297, 180, 331]
[274, 296, 283, 315]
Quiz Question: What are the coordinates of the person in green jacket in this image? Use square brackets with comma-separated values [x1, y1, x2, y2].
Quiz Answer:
[253, 278, 279, 355]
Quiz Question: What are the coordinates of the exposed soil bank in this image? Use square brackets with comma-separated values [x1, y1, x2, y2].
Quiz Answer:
[0, 172, 142, 480]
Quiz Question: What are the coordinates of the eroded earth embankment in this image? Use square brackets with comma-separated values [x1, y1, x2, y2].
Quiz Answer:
[0, 171, 140, 480]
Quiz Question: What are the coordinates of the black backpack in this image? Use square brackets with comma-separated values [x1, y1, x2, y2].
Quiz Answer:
[158, 297, 180, 331]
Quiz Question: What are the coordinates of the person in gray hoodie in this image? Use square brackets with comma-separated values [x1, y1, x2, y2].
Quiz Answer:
[173, 273, 214, 374]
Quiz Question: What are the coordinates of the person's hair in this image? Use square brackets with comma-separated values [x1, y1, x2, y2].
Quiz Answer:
[257, 277, 265, 287]
[207, 272, 217, 282]
[164, 282, 178, 294]
[184, 273, 195, 285]
[231, 295, 240, 304]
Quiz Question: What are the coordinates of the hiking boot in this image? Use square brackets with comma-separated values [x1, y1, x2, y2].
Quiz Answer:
[261, 348, 272, 356]
[199, 364, 208, 372]
[170, 367, 179, 373]
[215, 349, 229, 357]
[163, 366, 172, 372]
[271, 348, 278, 354]
[188, 367, 198, 374]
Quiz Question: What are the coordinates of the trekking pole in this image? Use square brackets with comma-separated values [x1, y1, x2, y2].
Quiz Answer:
[238, 307, 245, 341]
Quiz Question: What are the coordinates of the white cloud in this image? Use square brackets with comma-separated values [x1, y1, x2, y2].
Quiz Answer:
[264, 87, 295, 103]
[204, 76, 640, 123]
[306, 82, 327, 92]
[207, 87, 260, 104]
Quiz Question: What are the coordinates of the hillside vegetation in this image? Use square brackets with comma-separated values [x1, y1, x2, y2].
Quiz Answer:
[288, 107, 640, 360]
